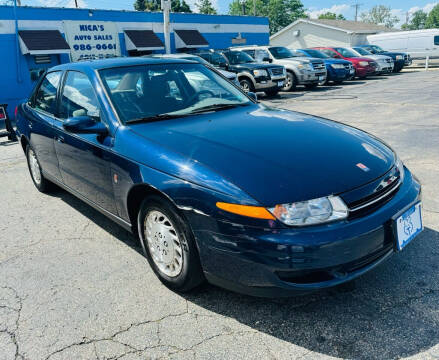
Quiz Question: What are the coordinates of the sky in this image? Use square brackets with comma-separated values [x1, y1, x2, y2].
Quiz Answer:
[14, 0, 439, 27]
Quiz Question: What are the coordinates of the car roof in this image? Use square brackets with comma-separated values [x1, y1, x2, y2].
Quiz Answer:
[50, 57, 194, 72]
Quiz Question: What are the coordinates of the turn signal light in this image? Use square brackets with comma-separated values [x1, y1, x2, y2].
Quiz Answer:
[216, 202, 275, 220]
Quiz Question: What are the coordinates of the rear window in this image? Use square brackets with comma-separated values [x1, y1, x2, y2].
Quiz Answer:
[435, 36, 439, 46]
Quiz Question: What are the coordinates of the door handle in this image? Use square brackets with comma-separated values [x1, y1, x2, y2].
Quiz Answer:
[55, 135, 65, 143]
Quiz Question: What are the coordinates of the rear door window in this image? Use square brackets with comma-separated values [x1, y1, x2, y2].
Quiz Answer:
[32, 71, 62, 115]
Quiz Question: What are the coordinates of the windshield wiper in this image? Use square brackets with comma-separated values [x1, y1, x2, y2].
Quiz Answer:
[188, 103, 247, 115]
[125, 113, 189, 124]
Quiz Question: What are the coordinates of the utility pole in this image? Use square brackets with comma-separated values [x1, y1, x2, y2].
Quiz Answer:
[352, 2, 362, 22]
[74, 0, 78, 8]
[161, 0, 171, 54]
[253, 0, 256, 16]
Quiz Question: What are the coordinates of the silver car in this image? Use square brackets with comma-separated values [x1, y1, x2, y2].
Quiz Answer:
[350, 47, 394, 74]
[231, 46, 327, 91]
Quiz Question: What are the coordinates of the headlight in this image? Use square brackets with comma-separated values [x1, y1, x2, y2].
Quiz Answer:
[359, 61, 369, 67]
[395, 154, 405, 183]
[297, 63, 313, 70]
[268, 196, 348, 226]
[396, 55, 403, 60]
[331, 64, 345, 69]
[253, 69, 268, 77]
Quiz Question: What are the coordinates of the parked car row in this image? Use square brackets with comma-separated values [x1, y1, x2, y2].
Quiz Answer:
[159, 45, 411, 96]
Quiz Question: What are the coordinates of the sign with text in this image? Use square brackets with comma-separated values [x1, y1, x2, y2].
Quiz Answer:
[63, 21, 121, 62]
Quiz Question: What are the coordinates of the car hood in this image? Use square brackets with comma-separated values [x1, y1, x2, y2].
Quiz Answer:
[275, 57, 310, 65]
[364, 54, 391, 61]
[129, 105, 395, 206]
[231, 62, 279, 70]
[348, 56, 375, 63]
[324, 58, 351, 65]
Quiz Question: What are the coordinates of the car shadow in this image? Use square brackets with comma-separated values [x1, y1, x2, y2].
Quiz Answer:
[183, 227, 439, 359]
[46, 187, 439, 359]
[47, 186, 140, 252]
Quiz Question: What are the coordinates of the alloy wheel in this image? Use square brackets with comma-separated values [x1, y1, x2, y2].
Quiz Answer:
[144, 210, 183, 278]
[28, 148, 41, 185]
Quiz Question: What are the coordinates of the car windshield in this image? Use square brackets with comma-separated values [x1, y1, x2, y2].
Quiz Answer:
[269, 47, 298, 59]
[223, 51, 255, 64]
[353, 47, 371, 56]
[334, 48, 359, 58]
[370, 45, 385, 53]
[99, 63, 251, 124]
[300, 49, 329, 59]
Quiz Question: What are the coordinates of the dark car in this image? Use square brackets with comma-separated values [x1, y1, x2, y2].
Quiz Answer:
[296, 49, 354, 85]
[357, 45, 412, 72]
[197, 50, 286, 97]
[315, 47, 378, 79]
[15, 58, 423, 297]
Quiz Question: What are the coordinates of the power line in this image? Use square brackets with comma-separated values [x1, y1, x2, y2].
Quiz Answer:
[351, 2, 363, 22]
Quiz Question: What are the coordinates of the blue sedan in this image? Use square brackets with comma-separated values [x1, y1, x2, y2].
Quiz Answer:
[297, 49, 355, 84]
[15, 58, 422, 297]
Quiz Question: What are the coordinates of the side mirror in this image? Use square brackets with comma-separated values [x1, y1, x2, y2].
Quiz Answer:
[247, 92, 258, 102]
[63, 116, 108, 135]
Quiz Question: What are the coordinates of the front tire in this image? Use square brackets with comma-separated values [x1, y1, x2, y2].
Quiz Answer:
[282, 71, 297, 91]
[26, 144, 51, 193]
[137, 195, 204, 292]
[239, 79, 254, 93]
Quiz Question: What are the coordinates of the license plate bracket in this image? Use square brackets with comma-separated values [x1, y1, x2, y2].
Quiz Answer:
[394, 202, 423, 251]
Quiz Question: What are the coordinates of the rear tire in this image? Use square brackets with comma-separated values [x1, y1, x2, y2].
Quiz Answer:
[282, 71, 297, 91]
[26, 144, 52, 193]
[137, 195, 204, 292]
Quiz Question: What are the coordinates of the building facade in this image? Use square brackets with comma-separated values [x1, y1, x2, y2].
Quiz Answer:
[270, 19, 392, 50]
[0, 6, 269, 118]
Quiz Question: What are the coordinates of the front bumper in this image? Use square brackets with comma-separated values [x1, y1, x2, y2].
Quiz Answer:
[194, 168, 421, 297]
[355, 65, 376, 77]
[376, 62, 394, 73]
[327, 67, 352, 82]
[254, 76, 286, 91]
[297, 69, 327, 84]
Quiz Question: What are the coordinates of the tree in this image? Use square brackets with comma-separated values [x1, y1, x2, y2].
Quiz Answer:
[229, 0, 307, 35]
[318, 12, 346, 20]
[196, 0, 217, 14]
[402, 10, 427, 30]
[426, 4, 439, 28]
[360, 5, 399, 28]
[134, 0, 192, 13]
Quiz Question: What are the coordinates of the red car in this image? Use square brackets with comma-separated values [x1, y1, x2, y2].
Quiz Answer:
[313, 47, 377, 79]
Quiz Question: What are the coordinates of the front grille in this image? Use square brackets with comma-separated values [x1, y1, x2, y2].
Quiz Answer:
[347, 175, 401, 219]
[312, 61, 325, 70]
[269, 67, 284, 76]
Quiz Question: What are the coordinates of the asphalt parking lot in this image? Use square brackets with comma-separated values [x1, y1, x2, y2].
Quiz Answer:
[1, 69, 438, 360]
